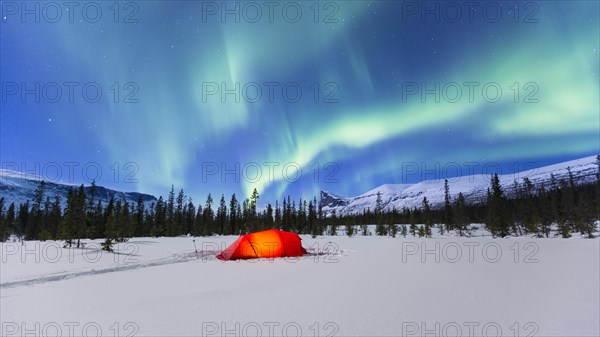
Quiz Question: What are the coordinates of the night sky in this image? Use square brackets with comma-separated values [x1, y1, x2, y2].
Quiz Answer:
[1, 1, 598, 204]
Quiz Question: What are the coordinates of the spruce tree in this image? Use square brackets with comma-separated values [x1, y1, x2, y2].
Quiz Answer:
[557, 179, 572, 238]
[19, 205, 28, 241]
[203, 194, 214, 236]
[442, 179, 453, 234]
[194, 205, 203, 236]
[422, 197, 432, 237]
[250, 189, 259, 214]
[241, 199, 249, 233]
[102, 201, 117, 252]
[309, 205, 321, 238]
[122, 201, 135, 240]
[409, 208, 417, 237]
[77, 185, 87, 246]
[290, 200, 297, 232]
[274, 199, 281, 228]
[38, 197, 52, 241]
[560, 168, 577, 235]
[521, 177, 539, 235]
[486, 174, 509, 237]
[135, 195, 145, 237]
[229, 194, 238, 234]
[217, 194, 227, 235]
[154, 196, 165, 237]
[6, 203, 16, 241]
[146, 203, 156, 237]
[388, 208, 399, 237]
[174, 189, 185, 236]
[28, 180, 46, 239]
[184, 198, 196, 235]
[166, 185, 175, 235]
[249, 189, 259, 232]
[509, 180, 522, 236]
[0, 198, 6, 241]
[317, 197, 324, 235]
[61, 189, 76, 247]
[265, 203, 274, 229]
[300, 199, 308, 233]
[575, 196, 596, 238]
[86, 180, 97, 238]
[290, 201, 298, 231]
[345, 219, 354, 237]
[328, 209, 337, 236]
[537, 184, 551, 238]
[596, 154, 600, 202]
[453, 192, 469, 236]
[388, 221, 398, 238]
[282, 198, 289, 231]
[114, 199, 124, 241]
[417, 224, 425, 237]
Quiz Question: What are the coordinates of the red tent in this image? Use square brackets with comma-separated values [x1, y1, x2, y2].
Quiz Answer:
[216, 229, 306, 261]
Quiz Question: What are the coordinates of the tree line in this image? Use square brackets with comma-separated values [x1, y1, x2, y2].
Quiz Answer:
[365, 168, 598, 239]
[0, 156, 598, 249]
[0, 184, 328, 250]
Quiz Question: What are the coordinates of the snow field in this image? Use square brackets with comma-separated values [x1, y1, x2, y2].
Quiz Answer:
[1, 233, 598, 336]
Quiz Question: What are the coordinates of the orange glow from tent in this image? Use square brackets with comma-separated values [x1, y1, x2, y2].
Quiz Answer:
[216, 229, 305, 260]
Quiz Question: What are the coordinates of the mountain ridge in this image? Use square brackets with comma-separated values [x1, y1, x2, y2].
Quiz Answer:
[0, 169, 157, 208]
[321, 155, 599, 216]
[2, 155, 598, 214]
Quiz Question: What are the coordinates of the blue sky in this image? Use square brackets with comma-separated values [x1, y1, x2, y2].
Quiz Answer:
[1, 1, 598, 204]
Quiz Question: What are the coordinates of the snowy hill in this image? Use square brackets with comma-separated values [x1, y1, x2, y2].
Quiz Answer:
[0, 169, 157, 208]
[322, 155, 599, 216]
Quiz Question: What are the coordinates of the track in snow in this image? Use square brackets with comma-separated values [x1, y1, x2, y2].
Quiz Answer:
[0, 250, 211, 289]
[1, 249, 346, 289]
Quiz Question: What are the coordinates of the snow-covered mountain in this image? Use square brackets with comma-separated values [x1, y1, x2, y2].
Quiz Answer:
[0, 169, 157, 208]
[321, 155, 599, 216]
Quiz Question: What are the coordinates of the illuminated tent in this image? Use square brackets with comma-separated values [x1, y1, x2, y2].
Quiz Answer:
[216, 229, 306, 261]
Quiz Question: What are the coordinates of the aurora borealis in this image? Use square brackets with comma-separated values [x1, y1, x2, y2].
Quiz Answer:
[1, 1, 598, 204]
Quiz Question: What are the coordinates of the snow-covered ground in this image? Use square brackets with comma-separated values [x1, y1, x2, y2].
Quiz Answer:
[1, 230, 598, 336]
